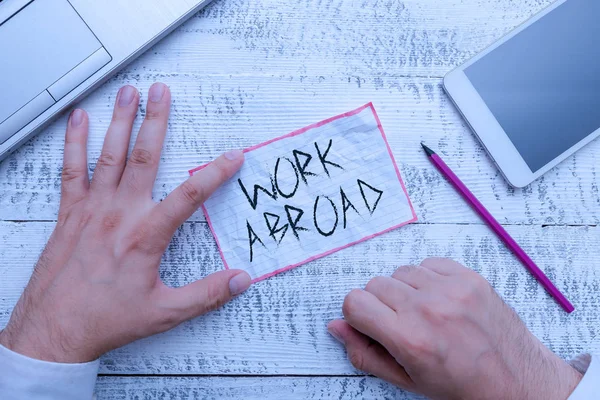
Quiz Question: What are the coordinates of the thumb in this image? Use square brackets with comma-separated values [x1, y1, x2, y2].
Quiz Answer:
[169, 269, 252, 321]
[327, 319, 415, 391]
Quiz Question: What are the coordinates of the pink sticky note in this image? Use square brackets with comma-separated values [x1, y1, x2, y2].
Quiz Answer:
[190, 103, 417, 282]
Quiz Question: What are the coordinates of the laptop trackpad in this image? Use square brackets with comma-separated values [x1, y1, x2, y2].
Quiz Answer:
[0, 0, 110, 124]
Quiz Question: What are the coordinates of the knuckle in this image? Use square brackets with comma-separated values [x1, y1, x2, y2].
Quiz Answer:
[179, 181, 203, 205]
[342, 289, 363, 318]
[201, 285, 228, 313]
[145, 109, 163, 121]
[348, 350, 365, 371]
[456, 272, 488, 302]
[419, 301, 450, 325]
[129, 148, 154, 167]
[99, 212, 122, 234]
[420, 257, 445, 268]
[364, 276, 386, 293]
[127, 223, 167, 255]
[405, 335, 435, 359]
[465, 270, 487, 288]
[97, 151, 121, 168]
[393, 265, 416, 278]
[61, 165, 86, 183]
[424, 257, 466, 273]
[454, 286, 476, 307]
[395, 265, 411, 273]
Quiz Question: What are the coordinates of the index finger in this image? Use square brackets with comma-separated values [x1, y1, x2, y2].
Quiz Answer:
[153, 150, 244, 233]
[342, 289, 400, 353]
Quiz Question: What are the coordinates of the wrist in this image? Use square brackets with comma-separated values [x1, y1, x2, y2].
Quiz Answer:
[473, 337, 583, 400]
[548, 357, 583, 400]
[0, 321, 91, 363]
[0, 325, 54, 362]
[522, 347, 583, 400]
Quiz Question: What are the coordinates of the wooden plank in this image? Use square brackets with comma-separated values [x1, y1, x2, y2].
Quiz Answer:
[2, 0, 596, 395]
[1, 221, 598, 374]
[140, 0, 554, 78]
[1, 75, 598, 224]
[94, 376, 427, 399]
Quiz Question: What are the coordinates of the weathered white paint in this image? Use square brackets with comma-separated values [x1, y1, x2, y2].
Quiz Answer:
[1, 222, 598, 375]
[94, 376, 428, 399]
[0, 0, 597, 224]
[128, 0, 556, 78]
[0, 76, 598, 225]
[1, 0, 598, 397]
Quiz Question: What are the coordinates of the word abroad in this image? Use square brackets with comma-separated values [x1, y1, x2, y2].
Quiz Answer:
[238, 139, 383, 262]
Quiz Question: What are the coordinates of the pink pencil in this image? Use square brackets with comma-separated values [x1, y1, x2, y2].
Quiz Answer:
[422, 143, 574, 313]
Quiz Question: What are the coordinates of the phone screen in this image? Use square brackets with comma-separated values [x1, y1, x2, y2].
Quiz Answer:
[465, 0, 600, 172]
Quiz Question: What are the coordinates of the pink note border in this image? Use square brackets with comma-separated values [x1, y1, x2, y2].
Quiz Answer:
[189, 103, 418, 283]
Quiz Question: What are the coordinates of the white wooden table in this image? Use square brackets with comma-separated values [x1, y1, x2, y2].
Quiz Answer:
[1, 0, 599, 398]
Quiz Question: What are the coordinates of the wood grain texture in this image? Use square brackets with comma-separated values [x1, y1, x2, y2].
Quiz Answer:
[94, 376, 427, 399]
[1, 0, 599, 397]
[1, 221, 598, 375]
[1, 0, 598, 225]
[137, 0, 556, 78]
[1, 75, 598, 224]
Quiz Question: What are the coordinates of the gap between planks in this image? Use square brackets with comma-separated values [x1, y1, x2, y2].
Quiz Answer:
[98, 374, 368, 378]
[1, 219, 596, 228]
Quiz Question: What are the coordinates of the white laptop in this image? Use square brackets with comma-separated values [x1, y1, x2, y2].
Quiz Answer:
[0, 0, 213, 161]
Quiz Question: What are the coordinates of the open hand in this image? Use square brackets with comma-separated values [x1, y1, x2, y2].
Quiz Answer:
[328, 258, 582, 400]
[0, 83, 250, 363]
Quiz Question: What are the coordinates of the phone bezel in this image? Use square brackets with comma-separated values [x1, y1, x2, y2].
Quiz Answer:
[444, 0, 600, 187]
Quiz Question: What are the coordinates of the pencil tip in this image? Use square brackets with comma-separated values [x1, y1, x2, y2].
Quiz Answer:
[421, 143, 435, 157]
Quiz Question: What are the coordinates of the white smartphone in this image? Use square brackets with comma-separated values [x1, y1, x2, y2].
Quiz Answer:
[444, 0, 600, 187]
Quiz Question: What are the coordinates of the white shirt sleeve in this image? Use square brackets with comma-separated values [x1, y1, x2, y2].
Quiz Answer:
[0, 343, 99, 400]
[568, 354, 599, 399]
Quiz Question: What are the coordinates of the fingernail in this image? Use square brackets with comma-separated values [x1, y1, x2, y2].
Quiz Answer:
[118, 85, 137, 107]
[70, 109, 84, 127]
[149, 83, 167, 103]
[229, 272, 252, 296]
[328, 327, 345, 344]
[224, 149, 243, 161]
